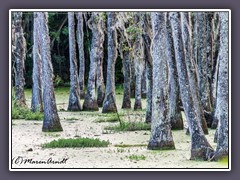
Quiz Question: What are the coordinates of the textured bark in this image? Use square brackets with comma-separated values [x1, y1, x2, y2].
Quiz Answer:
[170, 12, 213, 160]
[166, 13, 183, 130]
[102, 12, 118, 113]
[133, 14, 144, 110]
[145, 61, 152, 123]
[122, 50, 131, 109]
[148, 12, 175, 150]
[96, 15, 105, 107]
[76, 12, 85, 99]
[213, 12, 229, 160]
[83, 13, 103, 111]
[38, 12, 63, 132]
[31, 13, 43, 112]
[13, 12, 27, 107]
[130, 59, 135, 98]
[134, 59, 143, 110]
[141, 63, 147, 98]
[182, 13, 209, 135]
[67, 12, 82, 111]
[196, 12, 213, 126]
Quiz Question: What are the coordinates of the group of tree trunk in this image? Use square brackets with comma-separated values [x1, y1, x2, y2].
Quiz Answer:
[12, 11, 229, 161]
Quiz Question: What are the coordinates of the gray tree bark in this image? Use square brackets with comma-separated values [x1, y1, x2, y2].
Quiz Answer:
[96, 14, 105, 107]
[141, 63, 147, 98]
[67, 12, 82, 111]
[38, 12, 63, 132]
[213, 12, 229, 160]
[166, 13, 183, 130]
[31, 12, 43, 112]
[122, 50, 131, 109]
[102, 12, 118, 113]
[196, 12, 213, 126]
[145, 60, 152, 123]
[130, 59, 135, 98]
[148, 12, 175, 150]
[13, 12, 27, 108]
[170, 12, 213, 160]
[76, 12, 85, 99]
[83, 13, 102, 111]
[182, 12, 209, 135]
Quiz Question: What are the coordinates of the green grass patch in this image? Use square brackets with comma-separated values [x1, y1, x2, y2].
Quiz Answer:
[218, 156, 228, 165]
[44, 133, 61, 137]
[114, 144, 147, 148]
[42, 137, 110, 148]
[104, 121, 151, 132]
[95, 115, 119, 123]
[12, 106, 43, 121]
[128, 154, 146, 161]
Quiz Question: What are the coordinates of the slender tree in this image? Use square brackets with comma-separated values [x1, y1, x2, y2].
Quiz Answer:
[196, 12, 213, 126]
[166, 13, 183, 130]
[182, 12, 209, 135]
[122, 49, 132, 109]
[170, 12, 213, 160]
[83, 13, 103, 111]
[38, 12, 63, 132]
[76, 12, 85, 99]
[96, 13, 106, 107]
[213, 12, 229, 160]
[67, 12, 82, 111]
[13, 12, 27, 107]
[102, 12, 118, 113]
[31, 12, 43, 112]
[148, 12, 175, 150]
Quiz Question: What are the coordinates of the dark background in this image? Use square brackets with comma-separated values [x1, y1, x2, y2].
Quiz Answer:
[0, 0, 237, 179]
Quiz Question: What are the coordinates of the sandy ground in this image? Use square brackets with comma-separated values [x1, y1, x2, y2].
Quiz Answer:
[11, 90, 228, 169]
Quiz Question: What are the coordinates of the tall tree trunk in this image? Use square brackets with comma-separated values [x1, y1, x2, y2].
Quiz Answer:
[196, 12, 213, 127]
[96, 15, 105, 107]
[145, 60, 152, 123]
[134, 58, 143, 110]
[83, 13, 101, 111]
[130, 59, 135, 98]
[38, 12, 63, 132]
[102, 12, 118, 113]
[31, 12, 43, 112]
[183, 13, 209, 135]
[122, 50, 131, 109]
[213, 12, 229, 160]
[76, 12, 85, 99]
[166, 13, 183, 130]
[170, 12, 213, 160]
[13, 12, 26, 108]
[67, 12, 82, 111]
[141, 63, 147, 98]
[148, 12, 175, 150]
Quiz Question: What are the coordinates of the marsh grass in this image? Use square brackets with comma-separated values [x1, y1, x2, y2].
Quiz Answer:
[104, 121, 151, 132]
[128, 154, 146, 161]
[42, 137, 110, 148]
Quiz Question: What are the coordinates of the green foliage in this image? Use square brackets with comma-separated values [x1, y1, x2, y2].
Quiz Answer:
[128, 154, 146, 161]
[126, 25, 142, 41]
[12, 105, 43, 121]
[42, 137, 110, 148]
[104, 121, 151, 132]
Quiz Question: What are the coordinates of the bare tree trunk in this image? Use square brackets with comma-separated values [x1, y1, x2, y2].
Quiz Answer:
[102, 12, 118, 113]
[67, 12, 82, 111]
[39, 12, 63, 132]
[83, 13, 102, 111]
[145, 60, 152, 123]
[130, 59, 135, 98]
[134, 58, 143, 110]
[13, 12, 26, 108]
[31, 12, 43, 112]
[76, 12, 85, 99]
[96, 15, 105, 107]
[183, 13, 209, 135]
[196, 12, 213, 126]
[166, 13, 183, 130]
[122, 50, 131, 109]
[170, 12, 213, 160]
[148, 12, 175, 150]
[141, 63, 147, 98]
[213, 12, 229, 160]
